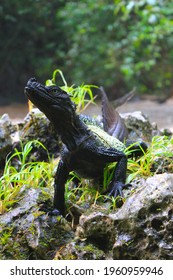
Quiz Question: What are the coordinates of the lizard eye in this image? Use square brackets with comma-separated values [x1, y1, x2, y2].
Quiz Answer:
[52, 88, 58, 94]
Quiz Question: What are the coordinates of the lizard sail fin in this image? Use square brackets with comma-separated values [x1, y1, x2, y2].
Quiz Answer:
[100, 86, 131, 142]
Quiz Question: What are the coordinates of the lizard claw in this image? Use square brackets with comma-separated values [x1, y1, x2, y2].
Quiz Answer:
[107, 182, 132, 198]
[48, 209, 63, 216]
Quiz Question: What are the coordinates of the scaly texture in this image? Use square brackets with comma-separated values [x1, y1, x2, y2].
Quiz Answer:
[25, 78, 131, 216]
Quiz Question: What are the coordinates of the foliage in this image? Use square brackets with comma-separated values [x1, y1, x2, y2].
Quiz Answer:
[58, 0, 173, 96]
[64, 170, 122, 214]
[127, 135, 173, 182]
[1, 134, 173, 215]
[0, 140, 54, 214]
[0, 1, 173, 103]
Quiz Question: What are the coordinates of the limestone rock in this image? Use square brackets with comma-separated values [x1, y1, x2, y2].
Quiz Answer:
[54, 240, 106, 260]
[75, 173, 173, 260]
[0, 114, 13, 165]
[111, 173, 173, 259]
[122, 111, 161, 142]
[76, 212, 116, 250]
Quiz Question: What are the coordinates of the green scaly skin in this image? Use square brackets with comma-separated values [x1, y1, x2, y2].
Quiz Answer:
[80, 114, 125, 151]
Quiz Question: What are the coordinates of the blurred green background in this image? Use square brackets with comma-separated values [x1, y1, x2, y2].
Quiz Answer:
[0, 0, 173, 104]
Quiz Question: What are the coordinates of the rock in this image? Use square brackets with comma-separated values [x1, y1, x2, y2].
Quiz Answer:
[0, 186, 74, 259]
[111, 173, 173, 259]
[0, 114, 14, 166]
[54, 240, 106, 260]
[18, 108, 61, 161]
[122, 111, 161, 142]
[1, 173, 172, 260]
[76, 212, 116, 250]
[74, 173, 173, 260]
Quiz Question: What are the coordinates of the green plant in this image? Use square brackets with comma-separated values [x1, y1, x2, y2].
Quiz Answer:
[46, 69, 97, 112]
[0, 140, 54, 214]
[126, 136, 173, 183]
[65, 172, 99, 208]
[64, 163, 126, 214]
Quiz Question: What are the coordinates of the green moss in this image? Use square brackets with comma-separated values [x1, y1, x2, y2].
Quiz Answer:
[0, 225, 30, 260]
[56, 242, 105, 260]
[76, 243, 104, 258]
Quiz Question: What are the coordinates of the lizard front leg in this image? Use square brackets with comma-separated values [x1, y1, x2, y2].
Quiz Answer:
[94, 147, 128, 197]
[53, 159, 69, 216]
[75, 143, 128, 198]
[106, 155, 128, 197]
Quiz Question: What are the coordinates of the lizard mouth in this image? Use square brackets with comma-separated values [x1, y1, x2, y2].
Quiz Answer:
[25, 77, 76, 120]
[24, 77, 57, 113]
[25, 77, 48, 97]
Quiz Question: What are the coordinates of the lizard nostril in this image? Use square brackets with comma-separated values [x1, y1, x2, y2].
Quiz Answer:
[27, 77, 38, 86]
[30, 77, 37, 82]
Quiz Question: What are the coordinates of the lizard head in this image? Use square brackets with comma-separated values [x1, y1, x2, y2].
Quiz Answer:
[25, 77, 76, 126]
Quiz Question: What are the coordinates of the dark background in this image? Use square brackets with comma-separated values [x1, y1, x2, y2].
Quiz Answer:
[0, 0, 173, 105]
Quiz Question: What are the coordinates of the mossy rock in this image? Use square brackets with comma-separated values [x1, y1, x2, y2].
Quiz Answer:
[0, 186, 74, 260]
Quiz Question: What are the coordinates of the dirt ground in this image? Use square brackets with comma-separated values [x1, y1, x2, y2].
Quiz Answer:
[0, 98, 173, 131]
